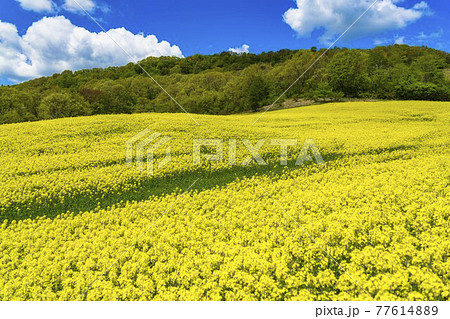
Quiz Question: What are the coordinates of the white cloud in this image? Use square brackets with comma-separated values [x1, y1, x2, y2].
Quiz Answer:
[374, 28, 444, 46]
[413, 1, 429, 10]
[15, 0, 103, 14]
[15, 0, 54, 13]
[394, 36, 405, 44]
[417, 29, 443, 40]
[373, 39, 385, 46]
[0, 16, 183, 83]
[63, 0, 96, 13]
[228, 44, 250, 54]
[283, 0, 430, 44]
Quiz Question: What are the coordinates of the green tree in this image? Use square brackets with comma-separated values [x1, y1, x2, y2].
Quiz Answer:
[37, 93, 88, 119]
[368, 50, 389, 74]
[223, 64, 272, 113]
[310, 82, 343, 102]
[411, 55, 446, 83]
[93, 81, 136, 114]
[0, 88, 37, 124]
[129, 77, 160, 100]
[394, 82, 450, 101]
[247, 76, 268, 112]
[328, 50, 369, 97]
[272, 51, 323, 98]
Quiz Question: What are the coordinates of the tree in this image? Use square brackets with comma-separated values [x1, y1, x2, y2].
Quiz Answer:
[129, 77, 160, 100]
[93, 81, 135, 114]
[0, 88, 37, 124]
[247, 76, 268, 112]
[368, 50, 389, 74]
[38, 93, 88, 119]
[55, 70, 77, 88]
[411, 55, 445, 83]
[394, 82, 450, 101]
[273, 51, 321, 98]
[310, 82, 343, 102]
[370, 68, 395, 99]
[222, 64, 272, 113]
[328, 50, 369, 97]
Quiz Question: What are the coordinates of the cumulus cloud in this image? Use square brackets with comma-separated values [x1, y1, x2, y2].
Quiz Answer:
[417, 29, 443, 40]
[15, 0, 104, 15]
[374, 28, 445, 48]
[413, 1, 429, 10]
[63, 0, 96, 13]
[0, 16, 183, 83]
[228, 44, 250, 54]
[283, 0, 430, 44]
[394, 36, 405, 44]
[15, 0, 54, 13]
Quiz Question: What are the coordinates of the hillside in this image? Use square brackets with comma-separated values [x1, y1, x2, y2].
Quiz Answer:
[0, 102, 450, 300]
[0, 101, 449, 300]
[0, 45, 449, 125]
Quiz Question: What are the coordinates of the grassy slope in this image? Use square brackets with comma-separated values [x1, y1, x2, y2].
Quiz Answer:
[0, 101, 449, 300]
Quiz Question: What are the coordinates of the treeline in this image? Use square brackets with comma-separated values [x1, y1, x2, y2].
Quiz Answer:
[1, 45, 449, 124]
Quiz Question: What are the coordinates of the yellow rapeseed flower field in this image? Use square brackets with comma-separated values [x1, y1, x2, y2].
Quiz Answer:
[0, 101, 449, 300]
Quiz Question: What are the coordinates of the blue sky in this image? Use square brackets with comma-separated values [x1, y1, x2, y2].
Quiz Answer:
[0, 0, 449, 84]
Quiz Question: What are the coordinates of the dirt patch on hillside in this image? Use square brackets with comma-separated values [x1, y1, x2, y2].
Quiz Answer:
[444, 69, 450, 80]
[259, 99, 316, 111]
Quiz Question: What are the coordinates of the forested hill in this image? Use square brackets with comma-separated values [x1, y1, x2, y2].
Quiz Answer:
[1, 45, 449, 124]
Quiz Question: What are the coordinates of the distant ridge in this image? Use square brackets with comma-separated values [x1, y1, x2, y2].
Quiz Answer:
[1, 45, 449, 124]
